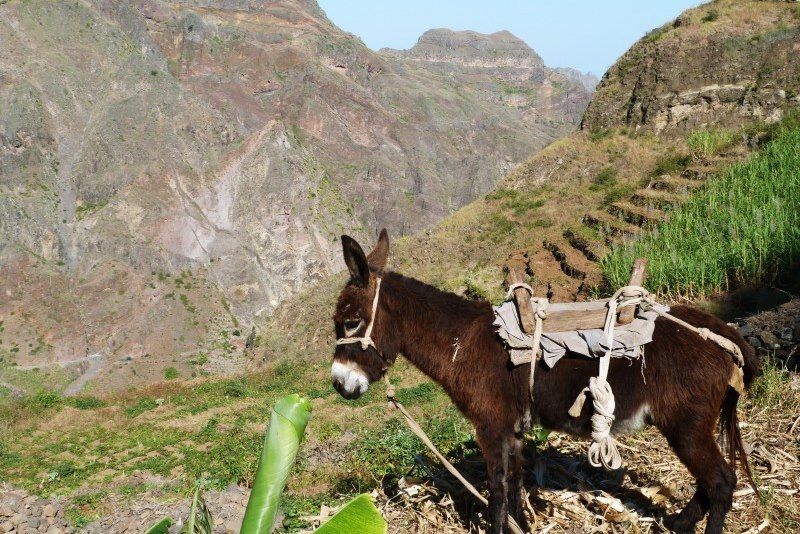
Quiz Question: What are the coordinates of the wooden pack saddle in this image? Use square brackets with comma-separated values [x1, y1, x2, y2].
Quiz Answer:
[503, 251, 648, 334]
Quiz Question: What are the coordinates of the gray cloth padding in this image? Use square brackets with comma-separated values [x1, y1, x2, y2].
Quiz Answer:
[492, 299, 669, 367]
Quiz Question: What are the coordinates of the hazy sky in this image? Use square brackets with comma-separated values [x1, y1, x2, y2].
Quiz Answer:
[317, 0, 705, 77]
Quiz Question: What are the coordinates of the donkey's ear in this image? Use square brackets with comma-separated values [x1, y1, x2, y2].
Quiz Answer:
[367, 229, 389, 272]
[341, 235, 369, 286]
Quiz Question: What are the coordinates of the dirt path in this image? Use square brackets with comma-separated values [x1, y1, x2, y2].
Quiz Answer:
[0, 482, 249, 534]
[63, 353, 104, 397]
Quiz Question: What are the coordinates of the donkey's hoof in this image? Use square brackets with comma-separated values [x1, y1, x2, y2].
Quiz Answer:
[666, 513, 700, 533]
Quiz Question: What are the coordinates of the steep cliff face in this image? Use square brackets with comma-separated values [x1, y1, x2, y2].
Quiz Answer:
[583, 0, 800, 134]
[0, 0, 592, 389]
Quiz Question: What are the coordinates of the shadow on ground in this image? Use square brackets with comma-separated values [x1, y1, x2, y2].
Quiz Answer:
[380, 437, 677, 531]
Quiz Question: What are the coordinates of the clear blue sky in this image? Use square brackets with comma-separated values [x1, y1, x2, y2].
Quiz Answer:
[317, 0, 705, 77]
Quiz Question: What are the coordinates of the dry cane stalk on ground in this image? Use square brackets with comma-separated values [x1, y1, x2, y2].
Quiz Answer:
[301, 373, 800, 534]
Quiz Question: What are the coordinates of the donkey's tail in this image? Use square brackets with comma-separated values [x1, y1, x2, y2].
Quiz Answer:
[721, 333, 759, 495]
[720, 388, 758, 496]
[739, 333, 761, 389]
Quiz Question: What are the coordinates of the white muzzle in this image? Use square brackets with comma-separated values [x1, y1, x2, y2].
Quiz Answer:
[331, 360, 370, 398]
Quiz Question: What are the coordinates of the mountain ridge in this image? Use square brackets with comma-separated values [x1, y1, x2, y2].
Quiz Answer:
[381, 28, 546, 69]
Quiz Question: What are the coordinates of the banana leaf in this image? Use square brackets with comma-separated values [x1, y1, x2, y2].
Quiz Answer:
[240, 393, 311, 534]
[314, 494, 386, 534]
[144, 517, 173, 534]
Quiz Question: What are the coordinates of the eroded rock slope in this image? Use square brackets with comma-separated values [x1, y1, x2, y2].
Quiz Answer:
[0, 0, 592, 389]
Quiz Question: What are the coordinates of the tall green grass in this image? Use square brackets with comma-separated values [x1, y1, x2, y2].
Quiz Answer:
[602, 126, 800, 297]
[687, 128, 738, 158]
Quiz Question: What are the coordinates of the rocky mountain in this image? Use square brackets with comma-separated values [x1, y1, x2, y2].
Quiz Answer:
[553, 67, 599, 91]
[382, 29, 546, 68]
[0, 0, 592, 390]
[583, 0, 800, 134]
[382, 29, 596, 125]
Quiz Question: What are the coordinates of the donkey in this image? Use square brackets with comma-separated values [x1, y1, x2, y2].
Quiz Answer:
[331, 230, 759, 534]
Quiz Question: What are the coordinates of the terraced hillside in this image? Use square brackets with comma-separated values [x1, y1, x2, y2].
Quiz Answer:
[545, 134, 751, 296]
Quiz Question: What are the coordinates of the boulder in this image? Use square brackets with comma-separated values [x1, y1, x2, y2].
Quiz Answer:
[758, 330, 781, 348]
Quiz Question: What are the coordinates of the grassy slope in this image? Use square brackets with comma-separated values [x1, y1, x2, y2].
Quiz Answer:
[603, 121, 800, 297]
[1, 348, 797, 530]
[0, 357, 472, 530]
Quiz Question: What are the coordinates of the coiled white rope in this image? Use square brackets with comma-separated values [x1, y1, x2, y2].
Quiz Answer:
[586, 376, 620, 469]
[580, 285, 650, 469]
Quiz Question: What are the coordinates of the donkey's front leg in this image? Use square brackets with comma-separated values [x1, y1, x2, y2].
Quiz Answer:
[506, 433, 527, 532]
[477, 426, 511, 534]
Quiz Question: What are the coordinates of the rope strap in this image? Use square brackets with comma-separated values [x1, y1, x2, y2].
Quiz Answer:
[384, 376, 526, 534]
[526, 297, 548, 402]
[336, 277, 382, 351]
[567, 284, 746, 470]
[505, 281, 534, 301]
[504, 287, 548, 403]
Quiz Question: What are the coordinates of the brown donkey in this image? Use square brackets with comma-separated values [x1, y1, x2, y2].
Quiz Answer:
[331, 231, 759, 534]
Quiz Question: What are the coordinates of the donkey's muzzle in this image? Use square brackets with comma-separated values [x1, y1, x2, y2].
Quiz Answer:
[331, 360, 370, 400]
[332, 378, 363, 400]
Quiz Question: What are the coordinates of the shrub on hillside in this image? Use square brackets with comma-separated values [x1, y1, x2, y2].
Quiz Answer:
[702, 9, 719, 23]
[688, 128, 738, 158]
[164, 367, 179, 380]
[590, 166, 618, 190]
[68, 395, 107, 410]
[650, 153, 691, 177]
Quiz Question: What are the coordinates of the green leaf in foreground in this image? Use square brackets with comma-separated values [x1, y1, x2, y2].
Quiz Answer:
[144, 517, 173, 534]
[240, 393, 312, 534]
[314, 494, 387, 534]
[182, 483, 214, 534]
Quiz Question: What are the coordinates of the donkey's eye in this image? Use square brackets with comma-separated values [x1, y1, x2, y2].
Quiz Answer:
[344, 319, 364, 336]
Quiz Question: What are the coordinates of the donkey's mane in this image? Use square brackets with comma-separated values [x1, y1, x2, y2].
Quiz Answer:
[381, 270, 492, 321]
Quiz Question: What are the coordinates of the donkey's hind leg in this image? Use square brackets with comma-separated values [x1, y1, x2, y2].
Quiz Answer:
[669, 487, 709, 533]
[666, 429, 736, 534]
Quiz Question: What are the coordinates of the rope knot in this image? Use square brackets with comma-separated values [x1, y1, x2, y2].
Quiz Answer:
[531, 296, 549, 320]
[505, 281, 534, 301]
[585, 377, 622, 470]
